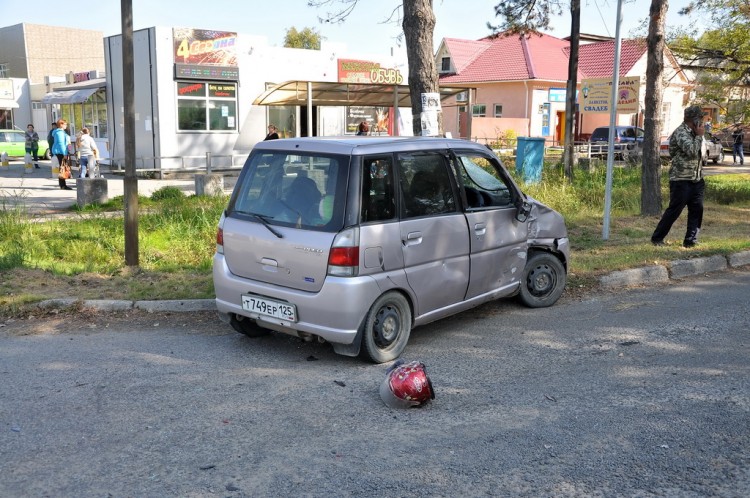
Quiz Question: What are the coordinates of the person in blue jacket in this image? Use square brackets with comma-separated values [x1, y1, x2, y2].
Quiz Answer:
[52, 119, 72, 190]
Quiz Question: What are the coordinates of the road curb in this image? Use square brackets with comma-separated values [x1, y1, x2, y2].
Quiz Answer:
[134, 299, 217, 312]
[37, 298, 216, 313]
[598, 250, 749, 289]
[599, 265, 669, 289]
[34, 251, 750, 312]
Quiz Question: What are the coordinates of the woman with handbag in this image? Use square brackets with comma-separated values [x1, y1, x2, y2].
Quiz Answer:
[52, 119, 72, 190]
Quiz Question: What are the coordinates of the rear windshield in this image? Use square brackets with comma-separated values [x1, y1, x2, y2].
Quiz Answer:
[590, 128, 610, 141]
[227, 151, 349, 232]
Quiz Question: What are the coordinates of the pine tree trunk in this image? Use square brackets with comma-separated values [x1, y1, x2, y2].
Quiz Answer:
[402, 0, 442, 136]
[641, 0, 668, 216]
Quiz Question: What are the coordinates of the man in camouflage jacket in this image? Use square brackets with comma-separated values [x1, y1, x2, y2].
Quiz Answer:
[651, 105, 707, 248]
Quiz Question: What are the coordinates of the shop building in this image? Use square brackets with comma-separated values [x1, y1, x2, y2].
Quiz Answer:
[0, 23, 106, 142]
[103, 27, 416, 171]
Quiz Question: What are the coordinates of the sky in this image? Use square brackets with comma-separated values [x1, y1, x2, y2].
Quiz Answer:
[0, 0, 705, 57]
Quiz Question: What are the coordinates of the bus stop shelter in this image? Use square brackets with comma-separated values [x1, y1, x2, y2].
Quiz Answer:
[253, 80, 475, 137]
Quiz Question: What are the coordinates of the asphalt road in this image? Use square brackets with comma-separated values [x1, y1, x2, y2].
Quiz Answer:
[1, 270, 749, 497]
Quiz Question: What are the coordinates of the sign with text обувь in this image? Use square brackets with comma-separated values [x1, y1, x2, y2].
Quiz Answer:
[338, 59, 403, 85]
[580, 77, 641, 114]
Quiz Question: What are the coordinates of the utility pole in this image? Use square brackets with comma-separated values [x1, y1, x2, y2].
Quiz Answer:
[121, 0, 138, 266]
[563, 0, 581, 181]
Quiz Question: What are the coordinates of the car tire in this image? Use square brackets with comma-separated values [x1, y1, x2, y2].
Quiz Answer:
[360, 291, 411, 364]
[518, 252, 566, 308]
[230, 314, 270, 338]
[714, 150, 724, 164]
[44, 149, 51, 160]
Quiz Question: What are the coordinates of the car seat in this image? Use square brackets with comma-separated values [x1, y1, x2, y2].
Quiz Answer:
[284, 174, 322, 221]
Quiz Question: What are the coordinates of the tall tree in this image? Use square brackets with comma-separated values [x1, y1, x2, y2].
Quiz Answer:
[284, 27, 322, 50]
[641, 0, 669, 216]
[310, 0, 442, 136]
[670, 0, 750, 124]
[490, 0, 579, 181]
[402, 0, 442, 135]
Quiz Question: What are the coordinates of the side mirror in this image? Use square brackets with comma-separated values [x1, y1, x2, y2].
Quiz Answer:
[515, 201, 531, 222]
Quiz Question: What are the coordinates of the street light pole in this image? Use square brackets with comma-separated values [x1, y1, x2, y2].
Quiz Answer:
[602, 0, 624, 240]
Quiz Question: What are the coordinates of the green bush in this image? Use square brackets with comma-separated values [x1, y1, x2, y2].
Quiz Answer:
[151, 186, 186, 201]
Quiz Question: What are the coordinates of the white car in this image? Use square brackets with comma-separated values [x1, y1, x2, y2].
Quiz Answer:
[660, 133, 724, 164]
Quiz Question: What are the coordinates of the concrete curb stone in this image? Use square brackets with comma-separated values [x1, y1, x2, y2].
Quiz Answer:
[599, 265, 669, 289]
[728, 250, 750, 268]
[670, 254, 727, 279]
[134, 299, 217, 312]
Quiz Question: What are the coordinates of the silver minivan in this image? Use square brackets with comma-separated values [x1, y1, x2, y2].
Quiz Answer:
[213, 137, 569, 363]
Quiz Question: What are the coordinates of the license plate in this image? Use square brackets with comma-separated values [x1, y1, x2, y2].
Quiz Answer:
[241, 294, 297, 322]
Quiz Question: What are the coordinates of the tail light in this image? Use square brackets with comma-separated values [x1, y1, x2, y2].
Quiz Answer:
[328, 227, 359, 277]
[216, 227, 224, 254]
[216, 214, 225, 254]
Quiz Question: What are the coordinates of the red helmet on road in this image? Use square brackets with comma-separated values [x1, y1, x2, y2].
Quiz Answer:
[379, 360, 435, 408]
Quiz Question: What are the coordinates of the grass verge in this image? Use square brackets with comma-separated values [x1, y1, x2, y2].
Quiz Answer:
[1, 168, 749, 316]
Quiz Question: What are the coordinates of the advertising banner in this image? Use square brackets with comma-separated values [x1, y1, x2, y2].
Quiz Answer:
[346, 106, 391, 135]
[580, 77, 641, 114]
[173, 28, 239, 81]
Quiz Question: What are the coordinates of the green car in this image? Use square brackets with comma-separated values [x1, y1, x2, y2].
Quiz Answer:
[0, 129, 52, 159]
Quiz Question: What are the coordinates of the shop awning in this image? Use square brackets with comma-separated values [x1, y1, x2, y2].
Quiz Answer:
[41, 87, 98, 104]
[253, 80, 471, 107]
[0, 99, 19, 109]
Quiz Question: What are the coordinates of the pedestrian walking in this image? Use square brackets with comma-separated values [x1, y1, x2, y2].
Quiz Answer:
[76, 127, 99, 178]
[24, 124, 41, 168]
[51, 119, 72, 190]
[732, 124, 744, 165]
[651, 105, 707, 248]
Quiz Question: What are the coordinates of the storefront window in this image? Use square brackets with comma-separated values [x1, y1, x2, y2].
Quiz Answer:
[268, 106, 295, 138]
[55, 89, 109, 139]
[177, 81, 237, 132]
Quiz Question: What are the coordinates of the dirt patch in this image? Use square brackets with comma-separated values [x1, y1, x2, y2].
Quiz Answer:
[0, 308, 220, 337]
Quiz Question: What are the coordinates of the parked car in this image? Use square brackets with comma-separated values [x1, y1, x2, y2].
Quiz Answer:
[659, 132, 725, 164]
[213, 137, 570, 363]
[0, 129, 51, 159]
[588, 125, 644, 161]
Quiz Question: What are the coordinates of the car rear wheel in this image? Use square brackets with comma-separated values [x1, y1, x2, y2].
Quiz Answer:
[713, 150, 724, 164]
[360, 291, 411, 364]
[230, 314, 270, 338]
[519, 253, 566, 308]
[43, 149, 51, 160]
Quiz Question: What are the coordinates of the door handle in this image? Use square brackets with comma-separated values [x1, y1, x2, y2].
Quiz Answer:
[473, 223, 486, 236]
[404, 231, 423, 246]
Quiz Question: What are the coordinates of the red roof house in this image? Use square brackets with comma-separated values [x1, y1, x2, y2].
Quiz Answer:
[436, 32, 690, 144]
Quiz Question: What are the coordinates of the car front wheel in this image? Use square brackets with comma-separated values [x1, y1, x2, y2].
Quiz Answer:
[360, 291, 411, 363]
[518, 253, 566, 308]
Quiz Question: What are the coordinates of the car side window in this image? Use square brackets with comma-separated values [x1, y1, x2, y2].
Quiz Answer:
[397, 152, 456, 218]
[361, 156, 395, 223]
[454, 153, 513, 209]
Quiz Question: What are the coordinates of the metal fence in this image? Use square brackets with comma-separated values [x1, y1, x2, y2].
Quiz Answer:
[104, 152, 248, 177]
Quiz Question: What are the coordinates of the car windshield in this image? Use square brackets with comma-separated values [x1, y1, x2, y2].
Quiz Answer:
[228, 151, 349, 232]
